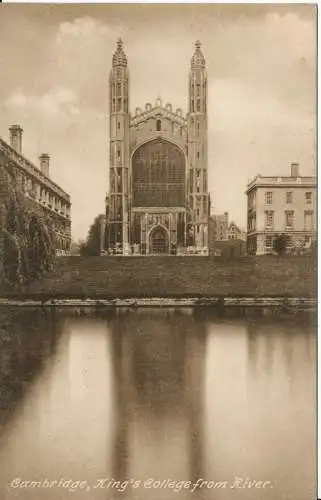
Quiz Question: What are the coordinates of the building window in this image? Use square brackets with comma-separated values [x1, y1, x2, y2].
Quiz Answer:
[248, 191, 256, 209]
[151, 151, 167, 164]
[117, 121, 120, 129]
[124, 170, 128, 192]
[304, 211, 313, 231]
[253, 214, 256, 231]
[117, 168, 122, 192]
[116, 98, 121, 112]
[196, 171, 200, 193]
[156, 119, 161, 132]
[285, 210, 294, 229]
[265, 191, 273, 205]
[117, 149, 121, 161]
[305, 192, 312, 204]
[196, 84, 200, 97]
[265, 236, 273, 249]
[196, 99, 200, 112]
[203, 170, 207, 192]
[197, 151, 200, 159]
[196, 122, 200, 137]
[137, 150, 144, 162]
[203, 197, 207, 215]
[304, 236, 311, 249]
[286, 191, 292, 204]
[264, 210, 274, 228]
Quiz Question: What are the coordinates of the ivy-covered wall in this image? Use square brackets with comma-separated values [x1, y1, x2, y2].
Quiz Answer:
[0, 154, 56, 291]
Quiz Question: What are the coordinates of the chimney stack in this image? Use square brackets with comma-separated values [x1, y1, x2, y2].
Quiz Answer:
[39, 153, 50, 177]
[9, 124, 23, 154]
[290, 162, 299, 178]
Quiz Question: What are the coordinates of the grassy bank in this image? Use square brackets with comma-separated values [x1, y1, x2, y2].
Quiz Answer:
[3, 255, 315, 299]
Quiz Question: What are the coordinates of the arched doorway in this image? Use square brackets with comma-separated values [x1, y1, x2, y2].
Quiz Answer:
[149, 226, 169, 254]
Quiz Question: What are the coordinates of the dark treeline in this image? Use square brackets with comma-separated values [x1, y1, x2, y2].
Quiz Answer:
[79, 215, 101, 256]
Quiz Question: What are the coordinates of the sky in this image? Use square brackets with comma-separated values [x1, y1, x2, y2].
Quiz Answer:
[0, 4, 316, 241]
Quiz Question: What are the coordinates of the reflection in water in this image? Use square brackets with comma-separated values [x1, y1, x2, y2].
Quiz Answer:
[0, 308, 316, 500]
[0, 308, 59, 427]
[108, 311, 207, 500]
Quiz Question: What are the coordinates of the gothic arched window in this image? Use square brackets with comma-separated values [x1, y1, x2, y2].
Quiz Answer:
[132, 139, 185, 207]
[156, 119, 161, 132]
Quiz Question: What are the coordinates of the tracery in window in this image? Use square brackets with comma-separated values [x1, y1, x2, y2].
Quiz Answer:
[132, 139, 185, 207]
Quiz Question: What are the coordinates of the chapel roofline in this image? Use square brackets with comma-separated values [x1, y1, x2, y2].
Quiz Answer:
[129, 98, 187, 125]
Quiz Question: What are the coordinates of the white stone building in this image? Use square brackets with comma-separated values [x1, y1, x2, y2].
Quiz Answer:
[246, 163, 316, 255]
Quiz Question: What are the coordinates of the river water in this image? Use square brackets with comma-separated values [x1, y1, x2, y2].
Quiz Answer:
[0, 308, 316, 500]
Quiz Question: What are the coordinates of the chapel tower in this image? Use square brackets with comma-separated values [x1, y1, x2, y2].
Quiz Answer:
[187, 41, 209, 249]
[108, 39, 130, 253]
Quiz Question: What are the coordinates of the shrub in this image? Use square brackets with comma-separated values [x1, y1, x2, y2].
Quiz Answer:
[272, 234, 289, 256]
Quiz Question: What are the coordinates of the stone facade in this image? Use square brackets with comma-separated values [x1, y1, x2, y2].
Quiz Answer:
[208, 213, 229, 245]
[228, 221, 246, 241]
[246, 163, 316, 255]
[105, 40, 209, 255]
[0, 125, 71, 254]
[208, 213, 246, 257]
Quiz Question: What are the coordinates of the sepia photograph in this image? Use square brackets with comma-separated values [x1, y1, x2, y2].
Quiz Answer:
[0, 3, 317, 500]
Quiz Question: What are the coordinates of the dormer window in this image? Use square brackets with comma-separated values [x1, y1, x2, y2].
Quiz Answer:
[156, 119, 161, 132]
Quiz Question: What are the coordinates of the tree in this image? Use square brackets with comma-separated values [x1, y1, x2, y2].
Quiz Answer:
[0, 156, 56, 291]
[80, 215, 102, 256]
[273, 234, 289, 256]
[70, 239, 83, 255]
[310, 239, 317, 256]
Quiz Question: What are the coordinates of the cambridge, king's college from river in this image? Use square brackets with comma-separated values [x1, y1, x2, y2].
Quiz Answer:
[0, 4, 316, 500]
